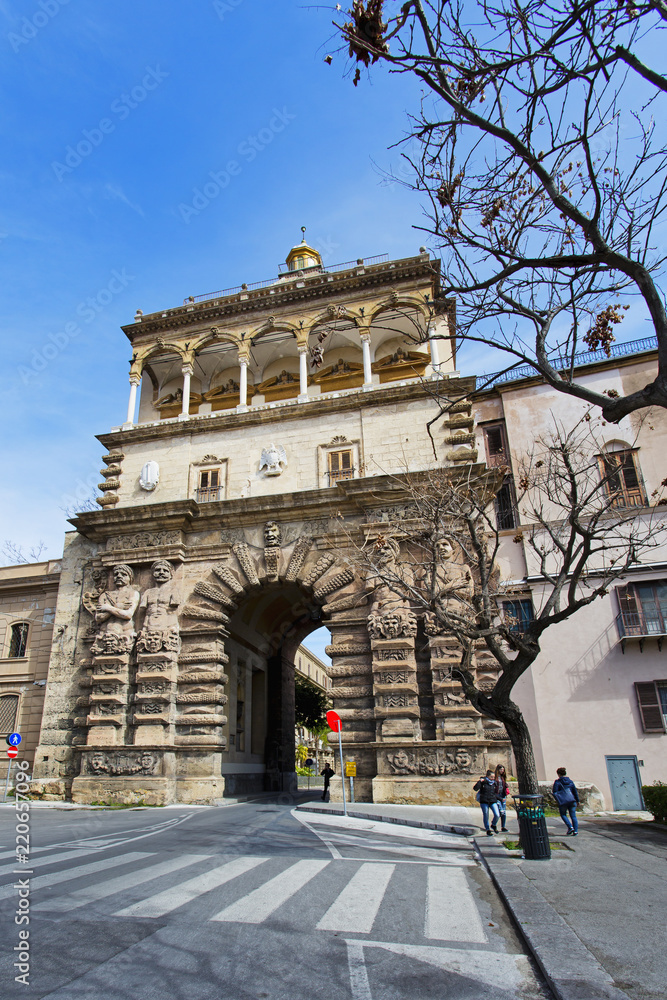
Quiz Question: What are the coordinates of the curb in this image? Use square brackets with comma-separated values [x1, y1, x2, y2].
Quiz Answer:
[474, 837, 633, 1000]
[295, 803, 475, 836]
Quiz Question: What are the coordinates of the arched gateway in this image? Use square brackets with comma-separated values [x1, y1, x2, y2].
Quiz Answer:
[30, 242, 511, 804]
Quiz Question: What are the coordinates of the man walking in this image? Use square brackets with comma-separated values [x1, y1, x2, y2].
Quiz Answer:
[321, 763, 334, 802]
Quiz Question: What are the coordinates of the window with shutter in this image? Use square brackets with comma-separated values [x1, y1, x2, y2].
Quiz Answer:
[599, 449, 646, 508]
[327, 449, 354, 484]
[634, 681, 667, 733]
[8, 623, 29, 658]
[0, 695, 19, 734]
[616, 580, 667, 643]
[196, 469, 221, 502]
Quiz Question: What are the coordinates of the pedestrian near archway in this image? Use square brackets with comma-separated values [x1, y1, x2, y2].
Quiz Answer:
[553, 766, 580, 836]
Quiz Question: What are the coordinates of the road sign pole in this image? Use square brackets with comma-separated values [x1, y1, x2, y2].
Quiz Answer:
[337, 726, 347, 818]
[350, 775, 355, 804]
[3, 760, 13, 803]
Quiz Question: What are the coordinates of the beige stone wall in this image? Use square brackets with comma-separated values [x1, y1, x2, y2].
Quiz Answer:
[0, 560, 61, 776]
[107, 390, 455, 508]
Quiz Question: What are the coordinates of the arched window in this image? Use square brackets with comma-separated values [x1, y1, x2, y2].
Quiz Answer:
[8, 623, 29, 658]
[599, 443, 646, 508]
[0, 694, 19, 735]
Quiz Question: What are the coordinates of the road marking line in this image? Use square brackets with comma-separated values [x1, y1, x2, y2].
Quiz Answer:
[35, 854, 211, 911]
[317, 863, 394, 934]
[114, 855, 269, 918]
[210, 859, 330, 924]
[346, 940, 373, 1000]
[424, 866, 487, 943]
[0, 851, 153, 901]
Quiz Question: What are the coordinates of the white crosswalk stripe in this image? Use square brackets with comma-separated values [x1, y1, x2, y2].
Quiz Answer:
[210, 859, 330, 924]
[316, 863, 394, 934]
[424, 865, 488, 943]
[114, 855, 269, 918]
[0, 851, 153, 902]
[0, 849, 98, 881]
[35, 854, 210, 912]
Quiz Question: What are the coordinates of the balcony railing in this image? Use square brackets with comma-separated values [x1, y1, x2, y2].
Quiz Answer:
[195, 487, 222, 503]
[328, 468, 355, 484]
[616, 608, 667, 651]
[478, 336, 659, 390]
[187, 254, 389, 305]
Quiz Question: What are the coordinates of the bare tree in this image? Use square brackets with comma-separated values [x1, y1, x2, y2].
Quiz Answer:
[1, 540, 47, 565]
[332, 1, 667, 422]
[340, 415, 667, 791]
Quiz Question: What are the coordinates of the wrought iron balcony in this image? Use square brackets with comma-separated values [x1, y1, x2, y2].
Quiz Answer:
[195, 487, 222, 503]
[328, 468, 355, 485]
[616, 609, 667, 652]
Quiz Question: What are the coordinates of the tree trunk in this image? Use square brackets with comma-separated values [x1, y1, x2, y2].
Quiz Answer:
[495, 700, 540, 794]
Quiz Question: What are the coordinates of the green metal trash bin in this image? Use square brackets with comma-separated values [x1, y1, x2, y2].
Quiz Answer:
[513, 793, 551, 860]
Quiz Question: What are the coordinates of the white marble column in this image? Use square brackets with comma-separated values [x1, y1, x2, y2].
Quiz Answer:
[361, 333, 373, 388]
[298, 345, 309, 403]
[179, 363, 193, 419]
[125, 374, 141, 427]
[237, 355, 249, 412]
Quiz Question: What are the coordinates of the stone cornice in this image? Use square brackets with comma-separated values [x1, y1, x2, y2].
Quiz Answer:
[68, 462, 492, 543]
[97, 376, 478, 450]
[122, 255, 443, 342]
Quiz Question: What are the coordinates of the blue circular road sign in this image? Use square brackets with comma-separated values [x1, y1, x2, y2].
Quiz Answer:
[6, 733, 21, 747]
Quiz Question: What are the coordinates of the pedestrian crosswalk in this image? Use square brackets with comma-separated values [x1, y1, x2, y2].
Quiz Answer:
[14, 849, 490, 946]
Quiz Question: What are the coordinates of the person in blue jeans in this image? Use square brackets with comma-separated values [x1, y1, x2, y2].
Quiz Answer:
[473, 769, 501, 835]
[553, 766, 580, 835]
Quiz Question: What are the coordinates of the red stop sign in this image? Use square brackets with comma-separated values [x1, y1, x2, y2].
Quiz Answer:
[326, 710, 342, 733]
[7, 747, 18, 759]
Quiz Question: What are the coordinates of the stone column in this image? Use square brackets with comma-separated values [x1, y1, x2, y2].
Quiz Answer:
[369, 609, 420, 744]
[125, 374, 141, 427]
[361, 333, 373, 388]
[237, 354, 249, 412]
[297, 345, 309, 403]
[179, 363, 193, 419]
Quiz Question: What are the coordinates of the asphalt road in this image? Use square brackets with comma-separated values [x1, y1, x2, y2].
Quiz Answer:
[0, 798, 551, 1000]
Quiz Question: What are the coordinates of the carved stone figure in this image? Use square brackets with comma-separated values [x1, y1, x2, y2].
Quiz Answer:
[86, 564, 140, 656]
[433, 538, 473, 613]
[137, 560, 181, 654]
[366, 536, 410, 614]
[264, 520, 282, 546]
[88, 751, 158, 776]
[368, 607, 418, 640]
[259, 443, 287, 477]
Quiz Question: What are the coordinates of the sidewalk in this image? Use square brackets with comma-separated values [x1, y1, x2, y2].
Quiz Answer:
[296, 801, 665, 1000]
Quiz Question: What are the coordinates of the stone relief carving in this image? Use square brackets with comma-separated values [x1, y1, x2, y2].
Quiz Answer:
[107, 530, 180, 550]
[368, 607, 418, 640]
[377, 670, 410, 684]
[84, 564, 140, 656]
[383, 693, 410, 708]
[139, 460, 160, 492]
[303, 554, 335, 588]
[88, 751, 159, 776]
[376, 648, 410, 661]
[386, 746, 478, 776]
[137, 560, 182, 654]
[285, 536, 312, 582]
[259, 443, 287, 477]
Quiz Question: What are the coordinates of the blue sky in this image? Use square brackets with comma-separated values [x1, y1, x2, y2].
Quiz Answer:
[0, 0, 434, 560]
[0, 0, 658, 569]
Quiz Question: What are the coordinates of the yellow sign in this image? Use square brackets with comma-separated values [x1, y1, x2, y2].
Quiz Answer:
[345, 762, 357, 777]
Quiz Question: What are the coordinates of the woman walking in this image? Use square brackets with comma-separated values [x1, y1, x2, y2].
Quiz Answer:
[553, 766, 580, 836]
[494, 764, 510, 832]
[473, 769, 501, 835]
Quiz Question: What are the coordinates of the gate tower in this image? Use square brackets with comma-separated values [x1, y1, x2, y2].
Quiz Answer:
[31, 238, 511, 804]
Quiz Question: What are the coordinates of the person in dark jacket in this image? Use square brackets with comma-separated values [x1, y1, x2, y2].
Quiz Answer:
[553, 766, 580, 835]
[321, 764, 334, 802]
[473, 769, 501, 835]
[494, 764, 510, 832]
